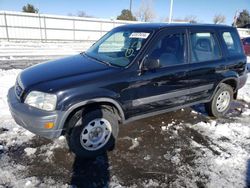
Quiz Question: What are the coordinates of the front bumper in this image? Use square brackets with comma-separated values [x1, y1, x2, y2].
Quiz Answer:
[7, 87, 64, 139]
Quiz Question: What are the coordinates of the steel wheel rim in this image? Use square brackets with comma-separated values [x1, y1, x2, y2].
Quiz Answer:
[216, 91, 230, 112]
[78, 118, 112, 151]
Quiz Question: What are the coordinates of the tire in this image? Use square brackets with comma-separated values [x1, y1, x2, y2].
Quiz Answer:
[67, 107, 119, 158]
[205, 83, 233, 118]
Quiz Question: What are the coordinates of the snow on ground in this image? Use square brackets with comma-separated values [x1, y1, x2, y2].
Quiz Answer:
[0, 69, 68, 187]
[0, 41, 91, 60]
[188, 119, 250, 187]
[0, 69, 21, 116]
[238, 73, 250, 103]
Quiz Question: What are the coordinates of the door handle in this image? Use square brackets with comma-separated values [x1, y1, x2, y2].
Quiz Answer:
[221, 65, 227, 69]
[153, 83, 159, 86]
[173, 72, 187, 78]
[215, 65, 227, 73]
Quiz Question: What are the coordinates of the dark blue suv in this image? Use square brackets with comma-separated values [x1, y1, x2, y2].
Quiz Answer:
[8, 23, 248, 158]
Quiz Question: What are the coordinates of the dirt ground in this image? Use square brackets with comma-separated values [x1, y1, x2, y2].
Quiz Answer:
[1, 101, 249, 188]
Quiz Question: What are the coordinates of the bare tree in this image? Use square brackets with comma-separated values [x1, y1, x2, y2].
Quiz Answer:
[68, 11, 93, 18]
[213, 14, 226, 24]
[184, 15, 198, 23]
[77, 11, 93, 18]
[136, 0, 155, 22]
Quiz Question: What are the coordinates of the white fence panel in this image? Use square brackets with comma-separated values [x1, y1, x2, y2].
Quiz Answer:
[8, 27, 41, 39]
[1, 11, 250, 42]
[0, 11, 136, 42]
[0, 14, 5, 25]
[46, 18, 73, 29]
[0, 27, 7, 38]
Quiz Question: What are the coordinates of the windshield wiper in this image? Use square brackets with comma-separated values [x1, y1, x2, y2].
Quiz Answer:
[83, 52, 112, 67]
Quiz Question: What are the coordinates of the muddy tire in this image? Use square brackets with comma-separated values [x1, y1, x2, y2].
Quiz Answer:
[205, 83, 233, 118]
[67, 107, 119, 158]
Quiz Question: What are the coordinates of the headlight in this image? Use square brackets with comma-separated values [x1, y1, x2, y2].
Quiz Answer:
[24, 91, 57, 111]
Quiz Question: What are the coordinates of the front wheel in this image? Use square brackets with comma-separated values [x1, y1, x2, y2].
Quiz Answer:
[205, 83, 233, 118]
[67, 107, 119, 158]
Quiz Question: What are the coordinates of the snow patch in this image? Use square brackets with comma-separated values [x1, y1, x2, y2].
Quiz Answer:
[24, 147, 37, 156]
[242, 108, 250, 116]
[238, 73, 250, 103]
[0, 69, 21, 116]
[144, 155, 151, 161]
[189, 116, 250, 187]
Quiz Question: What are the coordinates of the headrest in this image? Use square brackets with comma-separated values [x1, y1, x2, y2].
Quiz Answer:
[196, 38, 212, 52]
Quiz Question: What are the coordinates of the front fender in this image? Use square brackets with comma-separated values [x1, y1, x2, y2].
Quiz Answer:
[58, 97, 125, 131]
[57, 87, 121, 111]
[56, 87, 125, 131]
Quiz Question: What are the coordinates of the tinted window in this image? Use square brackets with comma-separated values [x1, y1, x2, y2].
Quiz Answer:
[98, 32, 126, 52]
[148, 33, 185, 67]
[86, 29, 151, 67]
[190, 32, 221, 63]
[222, 31, 243, 55]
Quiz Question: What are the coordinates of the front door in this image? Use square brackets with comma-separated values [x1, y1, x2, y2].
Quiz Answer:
[126, 29, 190, 118]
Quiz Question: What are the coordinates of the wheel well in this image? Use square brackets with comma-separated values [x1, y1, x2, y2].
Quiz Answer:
[222, 79, 237, 91]
[62, 102, 122, 135]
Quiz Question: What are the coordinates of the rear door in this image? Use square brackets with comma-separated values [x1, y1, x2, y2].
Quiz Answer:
[187, 28, 225, 103]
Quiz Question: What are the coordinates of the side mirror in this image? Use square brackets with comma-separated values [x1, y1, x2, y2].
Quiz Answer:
[143, 57, 160, 70]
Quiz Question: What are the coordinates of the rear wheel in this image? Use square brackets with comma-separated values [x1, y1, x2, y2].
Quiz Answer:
[67, 107, 119, 158]
[205, 83, 233, 118]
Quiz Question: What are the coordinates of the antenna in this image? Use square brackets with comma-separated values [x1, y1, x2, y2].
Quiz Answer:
[130, 0, 132, 12]
[169, 0, 174, 23]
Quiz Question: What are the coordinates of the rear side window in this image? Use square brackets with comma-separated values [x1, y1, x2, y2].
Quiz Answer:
[222, 31, 243, 56]
[190, 32, 221, 63]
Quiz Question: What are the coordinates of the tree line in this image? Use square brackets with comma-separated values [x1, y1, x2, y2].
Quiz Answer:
[22, 2, 250, 27]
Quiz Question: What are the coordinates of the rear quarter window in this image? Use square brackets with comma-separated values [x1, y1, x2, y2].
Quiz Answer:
[222, 30, 243, 56]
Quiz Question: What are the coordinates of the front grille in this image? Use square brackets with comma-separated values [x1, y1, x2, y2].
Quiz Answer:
[15, 81, 24, 99]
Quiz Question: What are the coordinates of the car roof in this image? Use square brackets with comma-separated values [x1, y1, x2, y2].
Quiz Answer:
[116, 23, 232, 31]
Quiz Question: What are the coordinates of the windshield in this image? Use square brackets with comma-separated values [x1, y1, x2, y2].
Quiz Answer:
[85, 29, 152, 67]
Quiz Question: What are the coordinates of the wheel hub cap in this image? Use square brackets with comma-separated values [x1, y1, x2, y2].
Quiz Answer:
[216, 91, 230, 112]
[79, 118, 112, 151]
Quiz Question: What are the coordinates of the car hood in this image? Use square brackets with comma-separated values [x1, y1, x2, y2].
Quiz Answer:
[19, 54, 111, 89]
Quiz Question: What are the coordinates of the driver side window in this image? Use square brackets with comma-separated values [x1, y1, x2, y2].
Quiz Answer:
[148, 33, 185, 68]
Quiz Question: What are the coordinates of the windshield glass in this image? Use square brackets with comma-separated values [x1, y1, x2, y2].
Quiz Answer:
[85, 29, 152, 67]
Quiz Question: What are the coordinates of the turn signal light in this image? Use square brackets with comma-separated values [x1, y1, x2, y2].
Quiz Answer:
[44, 122, 54, 129]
